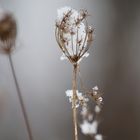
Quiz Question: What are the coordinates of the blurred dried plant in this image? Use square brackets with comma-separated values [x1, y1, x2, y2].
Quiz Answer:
[0, 10, 17, 54]
[55, 7, 103, 140]
[0, 9, 34, 140]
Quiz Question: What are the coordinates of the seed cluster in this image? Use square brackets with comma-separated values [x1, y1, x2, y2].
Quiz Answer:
[55, 7, 94, 64]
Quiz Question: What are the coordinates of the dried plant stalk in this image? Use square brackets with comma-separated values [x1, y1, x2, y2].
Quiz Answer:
[72, 64, 78, 140]
[56, 6, 103, 140]
[8, 54, 34, 140]
[55, 7, 97, 140]
[0, 10, 34, 140]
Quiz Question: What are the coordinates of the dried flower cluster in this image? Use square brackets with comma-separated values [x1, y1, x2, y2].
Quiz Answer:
[79, 86, 103, 140]
[55, 7, 94, 64]
[0, 10, 17, 54]
[66, 86, 103, 140]
[55, 7, 103, 140]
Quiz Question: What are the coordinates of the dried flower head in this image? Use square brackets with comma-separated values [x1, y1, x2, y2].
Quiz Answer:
[90, 86, 103, 106]
[0, 10, 17, 54]
[55, 7, 94, 64]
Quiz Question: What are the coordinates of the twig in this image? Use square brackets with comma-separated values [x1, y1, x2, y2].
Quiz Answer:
[72, 63, 78, 140]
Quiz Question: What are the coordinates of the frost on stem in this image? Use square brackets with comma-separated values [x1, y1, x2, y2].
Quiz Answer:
[66, 90, 89, 108]
[0, 9, 17, 54]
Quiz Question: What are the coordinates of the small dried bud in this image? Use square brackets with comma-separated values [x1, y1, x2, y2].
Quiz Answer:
[89, 86, 103, 106]
[87, 26, 94, 42]
[96, 97, 103, 105]
[79, 10, 88, 20]
[87, 26, 94, 34]
[0, 10, 17, 54]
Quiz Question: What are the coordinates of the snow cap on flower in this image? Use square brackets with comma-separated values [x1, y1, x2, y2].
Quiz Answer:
[80, 120, 98, 135]
[66, 90, 82, 99]
[55, 7, 93, 64]
[97, 97, 103, 103]
[93, 86, 98, 91]
[57, 6, 72, 21]
[95, 134, 103, 140]
[66, 90, 89, 108]
[95, 105, 101, 113]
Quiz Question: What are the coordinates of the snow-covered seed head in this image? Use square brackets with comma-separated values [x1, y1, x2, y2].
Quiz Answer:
[0, 10, 17, 54]
[55, 7, 94, 64]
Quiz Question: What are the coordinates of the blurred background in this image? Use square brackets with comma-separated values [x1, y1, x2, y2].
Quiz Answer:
[0, 0, 140, 140]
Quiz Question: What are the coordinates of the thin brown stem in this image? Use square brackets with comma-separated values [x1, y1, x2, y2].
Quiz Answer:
[78, 66, 87, 93]
[8, 53, 34, 140]
[71, 34, 74, 56]
[72, 63, 78, 140]
[76, 27, 78, 56]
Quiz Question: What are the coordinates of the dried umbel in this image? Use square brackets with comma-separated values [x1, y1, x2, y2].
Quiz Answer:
[55, 7, 94, 64]
[0, 10, 17, 54]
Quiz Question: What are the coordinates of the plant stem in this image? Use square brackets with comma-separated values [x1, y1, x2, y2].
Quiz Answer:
[72, 63, 78, 140]
[8, 53, 34, 140]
